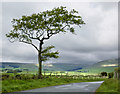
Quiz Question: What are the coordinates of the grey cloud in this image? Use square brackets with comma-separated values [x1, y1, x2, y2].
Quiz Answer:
[89, 2, 117, 11]
[1, 2, 118, 64]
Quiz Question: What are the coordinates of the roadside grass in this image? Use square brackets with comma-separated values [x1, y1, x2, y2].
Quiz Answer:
[2, 77, 105, 93]
[96, 78, 119, 93]
[0, 80, 2, 94]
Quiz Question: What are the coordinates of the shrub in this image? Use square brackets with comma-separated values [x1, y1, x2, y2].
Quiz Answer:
[101, 72, 107, 76]
[2, 74, 10, 80]
[108, 72, 114, 78]
[15, 75, 21, 79]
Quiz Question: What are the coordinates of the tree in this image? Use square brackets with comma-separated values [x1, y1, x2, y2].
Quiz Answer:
[6, 6, 85, 79]
[100, 72, 107, 76]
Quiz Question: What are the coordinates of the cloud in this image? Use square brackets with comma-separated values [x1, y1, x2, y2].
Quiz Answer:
[1, 2, 118, 64]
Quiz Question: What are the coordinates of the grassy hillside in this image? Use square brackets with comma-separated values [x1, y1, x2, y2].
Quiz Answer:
[1, 58, 118, 74]
[43, 63, 88, 71]
[1, 62, 88, 72]
[90, 58, 118, 68]
[77, 58, 118, 74]
[1, 62, 38, 71]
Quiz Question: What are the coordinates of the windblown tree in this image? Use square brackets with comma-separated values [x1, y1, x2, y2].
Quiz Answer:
[6, 6, 85, 79]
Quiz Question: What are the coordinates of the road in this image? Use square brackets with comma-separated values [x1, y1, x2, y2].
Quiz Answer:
[20, 81, 104, 93]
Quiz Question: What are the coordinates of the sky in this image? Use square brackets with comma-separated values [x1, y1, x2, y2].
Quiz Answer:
[0, 1, 118, 65]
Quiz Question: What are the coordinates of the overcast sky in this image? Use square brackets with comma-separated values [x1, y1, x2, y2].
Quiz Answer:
[1, 1, 118, 64]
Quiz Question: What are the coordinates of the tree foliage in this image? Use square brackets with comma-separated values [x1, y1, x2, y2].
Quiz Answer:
[6, 6, 85, 49]
[101, 72, 107, 76]
[41, 45, 59, 61]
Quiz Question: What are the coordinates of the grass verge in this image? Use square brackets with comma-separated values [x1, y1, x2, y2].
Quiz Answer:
[95, 78, 119, 93]
[2, 77, 105, 93]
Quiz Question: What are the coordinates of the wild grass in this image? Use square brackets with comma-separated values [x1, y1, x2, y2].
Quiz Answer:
[2, 76, 105, 93]
[96, 78, 119, 93]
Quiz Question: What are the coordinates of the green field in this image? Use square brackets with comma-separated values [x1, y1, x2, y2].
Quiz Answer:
[1, 58, 118, 75]
[78, 67, 117, 74]
[1, 68, 118, 93]
[1, 71, 101, 77]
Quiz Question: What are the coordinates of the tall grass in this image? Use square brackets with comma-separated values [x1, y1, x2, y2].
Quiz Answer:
[96, 78, 119, 93]
[2, 76, 105, 93]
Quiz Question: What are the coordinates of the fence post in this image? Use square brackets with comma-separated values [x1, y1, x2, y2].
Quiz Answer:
[114, 72, 117, 79]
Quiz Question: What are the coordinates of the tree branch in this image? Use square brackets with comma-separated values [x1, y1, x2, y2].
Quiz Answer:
[61, 24, 70, 30]
[20, 28, 41, 41]
[36, 30, 44, 38]
[19, 39, 39, 52]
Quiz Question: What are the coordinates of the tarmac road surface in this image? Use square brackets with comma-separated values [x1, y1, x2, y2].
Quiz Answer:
[20, 81, 104, 92]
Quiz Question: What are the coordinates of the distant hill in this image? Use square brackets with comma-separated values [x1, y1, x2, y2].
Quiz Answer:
[42, 63, 88, 71]
[90, 58, 118, 68]
[1, 58, 118, 73]
[1, 62, 38, 71]
[1, 62, 88, 72]
[77, 58, 118, 73]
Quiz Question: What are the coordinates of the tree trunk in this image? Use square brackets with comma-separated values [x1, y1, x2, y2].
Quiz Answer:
[38, 42, 43, 79]
[38, 52, 42, 79]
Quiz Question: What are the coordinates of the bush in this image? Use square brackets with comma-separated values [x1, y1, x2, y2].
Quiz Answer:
[101, 72, 107, 76]
[2, 74, 10, 80]
[108, 72, 114, 78]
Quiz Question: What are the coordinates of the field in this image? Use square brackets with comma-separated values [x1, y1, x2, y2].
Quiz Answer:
[78, 67, 117, 74]
[2, 74, 106, 93]
[1, 68, 118, 93]
[1, 58, 118, 74]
